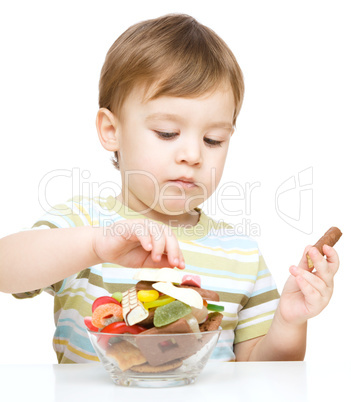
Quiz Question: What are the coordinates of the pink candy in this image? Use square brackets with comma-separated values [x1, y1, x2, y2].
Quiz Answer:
[181, 274, 201, 288]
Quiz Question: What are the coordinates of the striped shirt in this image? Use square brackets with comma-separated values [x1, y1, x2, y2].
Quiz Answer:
[14, 196, 280, 363]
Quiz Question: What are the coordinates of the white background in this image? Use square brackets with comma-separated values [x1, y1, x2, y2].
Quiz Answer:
[0, 0, 350, 364]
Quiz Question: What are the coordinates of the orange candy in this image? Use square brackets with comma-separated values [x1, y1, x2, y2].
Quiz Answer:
[92, 303, 123, 329]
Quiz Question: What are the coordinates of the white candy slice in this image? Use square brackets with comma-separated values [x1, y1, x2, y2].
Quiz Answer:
[152, 281, 203, 309]
[133, 268, 182, 283]
[122, 287, 148, 325]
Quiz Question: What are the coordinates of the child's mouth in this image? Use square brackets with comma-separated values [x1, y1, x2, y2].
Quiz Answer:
[169, 180, 197, 189]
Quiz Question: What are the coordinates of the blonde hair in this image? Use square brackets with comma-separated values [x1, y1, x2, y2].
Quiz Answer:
[98, 14, 245, 169]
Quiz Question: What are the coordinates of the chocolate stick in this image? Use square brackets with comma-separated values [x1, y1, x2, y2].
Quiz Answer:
[306, 227, 342, 268]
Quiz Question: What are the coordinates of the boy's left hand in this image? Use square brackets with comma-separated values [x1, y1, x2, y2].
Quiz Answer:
[278, 245, 339, 326]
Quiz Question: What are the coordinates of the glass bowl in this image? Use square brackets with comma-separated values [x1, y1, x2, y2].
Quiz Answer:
[87, 328, 221, 387]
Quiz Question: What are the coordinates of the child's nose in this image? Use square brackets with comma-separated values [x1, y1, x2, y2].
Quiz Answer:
[175, 138, 203, 166]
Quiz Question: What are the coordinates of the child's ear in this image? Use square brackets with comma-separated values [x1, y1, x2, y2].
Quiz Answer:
[96, 108, 120, 151]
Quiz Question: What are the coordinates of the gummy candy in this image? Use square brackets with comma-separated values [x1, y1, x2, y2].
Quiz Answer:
[111, 291, 123, 303]
[92, 303, 123, 328]
[207, 303, 225, 312]
[92, 296, 121, 312]
[153, 300, 192, 327]
[181, 274, 201, 288]
[143, 295, 175, 309]
[137, 289, 159, 303]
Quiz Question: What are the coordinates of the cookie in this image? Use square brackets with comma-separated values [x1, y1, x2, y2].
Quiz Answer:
[130, 359, 183, 373]
[106, 340, 146, 371]
[199, 312, 223, 332]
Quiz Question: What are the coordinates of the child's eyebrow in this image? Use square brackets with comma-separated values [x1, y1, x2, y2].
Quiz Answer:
[145, 113, 233, 131]
[145, 113, 185, 124]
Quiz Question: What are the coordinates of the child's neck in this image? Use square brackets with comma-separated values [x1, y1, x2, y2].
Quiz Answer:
[116, 194, 200, 227]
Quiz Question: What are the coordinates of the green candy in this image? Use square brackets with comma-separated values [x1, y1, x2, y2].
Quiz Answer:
[154, 301, 192, 327]
[111, 291, 123, 303]
[207, 303, 224, 312]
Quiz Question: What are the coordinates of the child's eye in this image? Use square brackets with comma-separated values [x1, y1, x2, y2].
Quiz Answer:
[154, 131, 222, 147]
[204, 138, 223, 147]
[155, 131, 178, 140]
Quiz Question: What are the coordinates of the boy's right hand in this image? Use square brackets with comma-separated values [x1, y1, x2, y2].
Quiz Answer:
[92, 219, 185, 269]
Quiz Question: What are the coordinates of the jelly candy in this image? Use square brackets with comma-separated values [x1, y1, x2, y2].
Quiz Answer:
[143, 295, 175, 309]
[111, 291, 123, 303]
[92, 296, 121, 312]
[181, 274, 201, 288]
[137, 289, 159, 303]
[98, 322, 146, 349]
[92, 303, 123, 328]
[207, 303, 225, 312]
[153, 300, 192, 327]
[84, 316, 99, 332]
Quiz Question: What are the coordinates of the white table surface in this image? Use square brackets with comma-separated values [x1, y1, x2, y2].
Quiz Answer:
[1, 361, 350, 402]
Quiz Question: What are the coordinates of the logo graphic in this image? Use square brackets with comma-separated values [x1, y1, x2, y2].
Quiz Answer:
[275, 167, 313, 234]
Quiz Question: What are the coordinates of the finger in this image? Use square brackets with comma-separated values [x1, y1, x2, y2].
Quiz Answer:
[298, 245, 314, 271]
[164, 230, 185, 269]
[297, 269, 331, 298]
[148, 222, 166, 262]
[307, 246, 325, 271]
[134, 221, 153, 252]
[323, 245, 340, 274]
[307, 246, 336, 288]
[295, 274, 321, 307]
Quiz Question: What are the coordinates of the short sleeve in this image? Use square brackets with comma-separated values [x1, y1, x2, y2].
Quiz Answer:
[234, 252, 280, 344]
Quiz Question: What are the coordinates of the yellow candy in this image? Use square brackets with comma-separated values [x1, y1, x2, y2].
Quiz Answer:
[143, 295, 175, 309]
[137, 289, 159, 303]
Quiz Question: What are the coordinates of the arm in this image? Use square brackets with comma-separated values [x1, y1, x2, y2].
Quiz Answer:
[0, 219, 185, 294]
[235, 244, 339, 361]
[235, 310, 307, 361]
[0, 226, 101, 294]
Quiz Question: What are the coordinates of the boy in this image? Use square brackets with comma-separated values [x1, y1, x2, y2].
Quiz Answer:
[0, 14, 339, 363]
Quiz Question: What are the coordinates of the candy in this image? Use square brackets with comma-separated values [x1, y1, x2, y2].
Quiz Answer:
[102, 322, 146, 335]
[84, 316, 99, 332]
[181, 274, 201, 288]
[307, 227, 342, 268]
[152, 281, 203, 309]
[184, 313, 201, 336]
[207, 303, 225, 312]
[199, 312, 223, 332]
[99, 322, 146, 349]
[137, 289, 159, 303]
[91, 303, 123, 329]
[143, 295, 175, 309]
[136, 281, 155, 291]
[111, 291, 123, 303]
[178, 285, 220, 301]
[153, 300, 192, 327]
[138, 308, 156, 328]
[191, 305, 208, 323]
[135, 318, 199, 366]
[92, 296, 121, 312]
[122, 287, 149, 326]
[133, 268, 182, 283]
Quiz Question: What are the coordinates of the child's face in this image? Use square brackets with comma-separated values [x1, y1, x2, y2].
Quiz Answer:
[100, 84, 235, 225]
